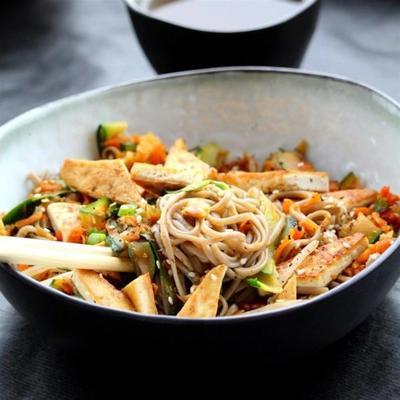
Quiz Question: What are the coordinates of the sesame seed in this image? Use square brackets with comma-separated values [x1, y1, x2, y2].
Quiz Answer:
[41, 198, 50, 203]
[343, 242, 351, 249]
[168, 296, 173, 305]
[210, 273, 217, 281]
[272, 190, 280, 195]
[188, 272, 196, 278]
[297, 269, 305, 275]
[190, 286, 196, 293]
[156, 260, 161, 269]
[240, 258, 247, 265]
[136, 215, 142, 223]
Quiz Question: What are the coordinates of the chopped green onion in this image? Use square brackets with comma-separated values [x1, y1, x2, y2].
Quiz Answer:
[118, 204, 137, 217]
[80, 197, 111, 216]
[374, 198, 388, 213]
[120, 143, 137, 152]
[367, 230, 381, 244]
[87, 232, 107, 245]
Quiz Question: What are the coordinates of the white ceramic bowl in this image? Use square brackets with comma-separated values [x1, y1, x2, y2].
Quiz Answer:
[0, 68, 399, 355]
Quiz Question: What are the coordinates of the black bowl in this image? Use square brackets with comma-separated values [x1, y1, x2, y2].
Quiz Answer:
[125, 0, 320, 73]
[0, 68, 399, 356]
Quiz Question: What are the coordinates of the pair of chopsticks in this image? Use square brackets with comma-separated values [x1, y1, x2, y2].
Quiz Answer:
[0, 236, 134, 272]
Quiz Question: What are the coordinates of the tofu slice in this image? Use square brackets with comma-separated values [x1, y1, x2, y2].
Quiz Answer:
[178, 265, 227, 318]
[72, 269, 134, 311]
[122, 273, 158, 315]
[287, 233, 368, 288]
[131, 138, 211, 189]
[165, 139, 210, 180]
[323, 189, 377, 209]
[61, 159, 142, 203]
[47, 202, 82, 241]
[131, 163, 195, 188]
[217, 170, 329, 193]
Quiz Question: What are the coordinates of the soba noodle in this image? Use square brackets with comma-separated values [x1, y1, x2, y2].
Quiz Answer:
[154, 183, 274, 297]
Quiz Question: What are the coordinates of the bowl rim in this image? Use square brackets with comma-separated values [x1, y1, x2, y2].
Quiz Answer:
[124, 0, 320, 34]
[1, 66, 400, 325]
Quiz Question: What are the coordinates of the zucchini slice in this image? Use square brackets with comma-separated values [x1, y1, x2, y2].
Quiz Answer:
[96, 121, 128, 154]
[128, 240, 156, 278]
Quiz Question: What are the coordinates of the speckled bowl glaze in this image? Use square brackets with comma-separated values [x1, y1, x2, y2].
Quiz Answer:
[0, 68, 399, 356]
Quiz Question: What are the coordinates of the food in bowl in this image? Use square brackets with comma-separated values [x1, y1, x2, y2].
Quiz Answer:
[1, 122, 399, 318]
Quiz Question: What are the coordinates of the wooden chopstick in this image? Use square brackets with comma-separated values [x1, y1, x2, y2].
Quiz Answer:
[0, 236, 134, 273]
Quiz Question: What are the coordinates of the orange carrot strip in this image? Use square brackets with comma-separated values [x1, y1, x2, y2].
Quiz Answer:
[282, 199, 294, 214]
[67, 227, 86, 244]
[274, 239, 292, 263]
[354, 207, 372, 217]
[371, 212, 391, 232]
[15, 212, 44, 229]
[55, 231, 63, 241]
[299, 193, 321, 213]
[149, 143, 166, 164]
[291, 226, 305, 240]
[356, 239, 392, 264]
[300, 219, 318, 234]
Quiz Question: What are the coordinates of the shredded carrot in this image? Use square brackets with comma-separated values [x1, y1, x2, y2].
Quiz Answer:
[370, 212, 391, 232]
[343, 261, 365, 277]
[300, 193, 321, 213]
[379, 186, 398, 206]
[239, 220, 252, 233]
[15, 212, 44, 228]
[282, 199, 294, 214]
[123, 231, 141, 242]
[353, 207, 372, 217]
[67, 227, 86, 244]
[122, 216, 137, 226]
[39, 181, 63, 193]
[104, 137, 125, 148]
[380, 186, 390, 198]
[300, 219, 318, 234]
[274, 239, 292, 263]
[371, 239, 392, 254]
[131, 133, 166, 164]
[149, 143, 166, 164]
[56, 280, 75, 295]
[356, 239, 392, 264]
[55, 231, 63, 241]
[17, 264, 30, 272]
[291, 226, 305, 240]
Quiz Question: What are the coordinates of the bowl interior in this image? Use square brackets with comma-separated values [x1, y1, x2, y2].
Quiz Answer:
[1, 68, 399, 211]
[126, 0, 319, 33]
